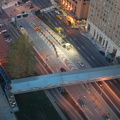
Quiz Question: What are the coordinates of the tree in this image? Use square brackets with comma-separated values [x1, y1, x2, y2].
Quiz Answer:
[5, 35, 37, 79]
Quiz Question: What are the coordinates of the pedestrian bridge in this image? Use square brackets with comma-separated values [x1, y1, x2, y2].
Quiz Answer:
[11, 65, 120, 94]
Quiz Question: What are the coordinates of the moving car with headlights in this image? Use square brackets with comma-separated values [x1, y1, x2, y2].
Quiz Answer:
[56, 15, 62, 19]
[78, 99, 85, 107]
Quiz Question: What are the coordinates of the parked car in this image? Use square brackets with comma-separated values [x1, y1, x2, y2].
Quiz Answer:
[78, 99, 85, 107]
[106, 57, 113, 63]
[5, 38, 12, 42]
[102, 114, 110, 120]
[3, 34, 10, 38]
[99, 50, 105, 56]
[60, 68, 66, 72]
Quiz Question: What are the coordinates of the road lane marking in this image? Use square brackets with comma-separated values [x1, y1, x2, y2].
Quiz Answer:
[59, 22, 61, 24]
[89, 111, 93, 115]
[87, 57, 91, 61]
[95, 109, 98, 113]
[114, 80, 117, 83]
[55, 22, 58, 25]
[81, 45, 85, 49]
[91, 56, 94, 60]
[77, 47, 80, 50]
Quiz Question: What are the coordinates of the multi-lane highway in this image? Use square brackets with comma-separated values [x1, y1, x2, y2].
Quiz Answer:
[15, 15, 119, 119]
[1, 0, 120, 120]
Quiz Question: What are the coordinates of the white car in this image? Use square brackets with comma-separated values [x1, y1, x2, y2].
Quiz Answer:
[77, 61, 85, 67]
[5, 38, 12, 42]
[1, 30, 7, 33]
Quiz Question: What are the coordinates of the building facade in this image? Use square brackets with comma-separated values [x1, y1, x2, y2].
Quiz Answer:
[86, 0, 120, 57]
[60, 0, 90, 19]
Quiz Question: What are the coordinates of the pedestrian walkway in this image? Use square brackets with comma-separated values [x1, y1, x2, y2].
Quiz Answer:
[0, 86, 17, 120]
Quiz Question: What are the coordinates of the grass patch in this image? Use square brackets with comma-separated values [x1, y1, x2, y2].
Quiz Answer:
[15, 90, 62, 120]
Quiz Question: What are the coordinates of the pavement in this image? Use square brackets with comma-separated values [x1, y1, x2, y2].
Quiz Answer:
[0, 86, 17, 120]
[44, 90, 68, 120]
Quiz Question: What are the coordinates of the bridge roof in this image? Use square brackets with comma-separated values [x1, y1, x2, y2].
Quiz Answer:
[12, 65, 120, 94]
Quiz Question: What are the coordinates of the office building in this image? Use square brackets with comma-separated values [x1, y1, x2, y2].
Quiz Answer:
[86, 0, 120, 57]
[60, 0, 90, 19]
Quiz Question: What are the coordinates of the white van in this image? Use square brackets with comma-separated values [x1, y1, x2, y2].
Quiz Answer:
[1, 30, 7, 33]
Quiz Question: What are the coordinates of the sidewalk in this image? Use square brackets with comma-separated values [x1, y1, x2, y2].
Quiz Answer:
[0, 86, 17, 120]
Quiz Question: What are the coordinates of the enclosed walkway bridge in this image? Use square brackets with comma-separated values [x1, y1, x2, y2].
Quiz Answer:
[11, 65, 120, 94]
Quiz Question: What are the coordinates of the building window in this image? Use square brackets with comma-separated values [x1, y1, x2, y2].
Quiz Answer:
[96, 34, 98, 39]
[105, 41, 108, 48]
[87, 24, 91, 31]
[99, 36, 102, 44]
[103, 39, 105, 46]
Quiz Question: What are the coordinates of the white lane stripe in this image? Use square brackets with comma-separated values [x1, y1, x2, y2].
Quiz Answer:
[77, 47, 80, 50]
[95, 109, 98, 113]
[91, 56, 94, 59]
[114, 80, 117, 83]
[89, 111, 93, 115]
[81, 46, 84, 49]
[87, 57, 91, 61]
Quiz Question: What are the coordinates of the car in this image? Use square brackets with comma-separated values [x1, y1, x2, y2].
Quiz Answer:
[5, 38, 12, 42]
[56, 15, 62, 19]
[55, 10, 60, 14]
[21, 11, 25, 14]
[19, 25, 24, 30]
[78, 99, 85, 107]
[99, 50, 105, 56]
[29, 5, 34, 9]
[97, 81, 103, 87]
[106, 57, 113, 63]
[3, 34, 10, 38]
[1, 30, 7, 33]
[54, 7, 58, 11]
[77, 61, 85, 67]
[102, 114, 110, 120]
[71, 26, 80, 29]
[60, 68, 66, 72]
